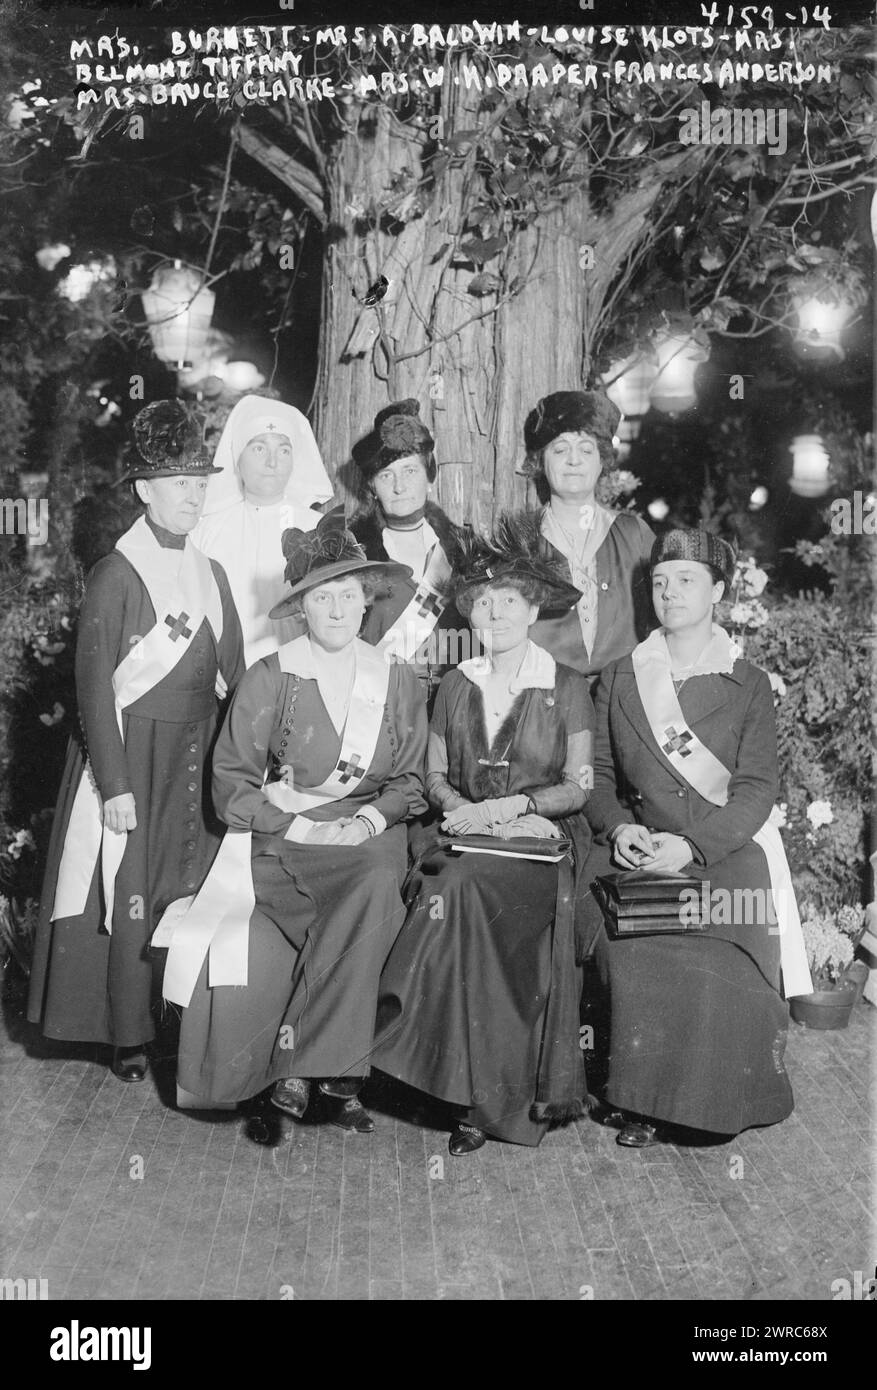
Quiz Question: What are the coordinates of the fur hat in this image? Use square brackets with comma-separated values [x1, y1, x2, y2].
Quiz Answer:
[352, 398, 436, 483]
[451, 511, 582, 616]
[523, 390, 621, 457]
[650, 528, 737, 589]
[118, 400, 219, 483]
[269, 510, 411, 618]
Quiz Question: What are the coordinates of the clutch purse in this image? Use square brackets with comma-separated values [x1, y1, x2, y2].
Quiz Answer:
[591, 870, 708, 938]
[449, 834, 572, 864]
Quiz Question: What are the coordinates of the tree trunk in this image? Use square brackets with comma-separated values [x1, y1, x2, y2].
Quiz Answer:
[306, 65, 702, 527]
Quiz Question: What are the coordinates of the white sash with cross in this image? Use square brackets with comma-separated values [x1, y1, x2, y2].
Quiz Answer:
[377, 534, 451, 665]
[631, 627, 812, 998]
[51, 516, 223, 930]
[154, 635, 390, 1007]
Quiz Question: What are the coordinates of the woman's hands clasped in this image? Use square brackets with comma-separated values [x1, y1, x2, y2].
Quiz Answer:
[610, 824, 693, 872]
[306, 817, 372, 847]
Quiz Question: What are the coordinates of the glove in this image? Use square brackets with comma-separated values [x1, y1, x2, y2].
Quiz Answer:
[498, 814, 561, 840]
[469, 795, 531, 830]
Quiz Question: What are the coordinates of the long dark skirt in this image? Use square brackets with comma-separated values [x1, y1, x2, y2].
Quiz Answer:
[588, 839, 794, 1135]
[175, 825, 408, 1105]
[28, 714, 221, 1048]
[374, 846, 569, 1146]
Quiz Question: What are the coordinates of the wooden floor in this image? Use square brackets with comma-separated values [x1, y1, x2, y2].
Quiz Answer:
[1, 972, 873, 1302]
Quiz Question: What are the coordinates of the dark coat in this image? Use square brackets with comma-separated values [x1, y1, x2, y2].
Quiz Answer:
[586, 653, 779, 866]
[27, 531, 245, 1047]
[582, 651, 792, 1135]
[529, 511, 656, 686]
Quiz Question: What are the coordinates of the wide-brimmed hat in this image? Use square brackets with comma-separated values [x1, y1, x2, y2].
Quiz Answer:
[651, 527, 737, 589]
[269, 510, 412, 618]
[523, 390, 620, 457]
[451, 512, 582, 616]
[118, 400, 220, 483]
[352, 398, 436, 483]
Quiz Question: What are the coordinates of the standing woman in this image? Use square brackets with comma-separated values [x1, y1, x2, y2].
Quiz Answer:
[374, 520, 593, 1154]
[28, 402, 245, 1081]
[192, 395, 334, 665]
[157, 514, 427, 1130]
[584, 528, 811, 1146]
[522, 391, 655, 689]
[350, 399, 467, 707]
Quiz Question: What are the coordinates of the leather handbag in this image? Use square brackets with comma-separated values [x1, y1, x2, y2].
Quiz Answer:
[591, 870, 708, 937]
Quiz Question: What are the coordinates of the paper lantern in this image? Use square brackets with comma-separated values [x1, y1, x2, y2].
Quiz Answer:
[649, 333, 709, 415]
[749, 485, 769, 511]
[602, 353, 657, 417]
[788, 435, 831, 497]
[142, 260, 215, 370]
[791, 288, 854, 362]
[647, 498, 670, 521]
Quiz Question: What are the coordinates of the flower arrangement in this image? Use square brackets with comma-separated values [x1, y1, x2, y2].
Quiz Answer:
[799, 901, 863, 988]
[745, 587, 871, 912]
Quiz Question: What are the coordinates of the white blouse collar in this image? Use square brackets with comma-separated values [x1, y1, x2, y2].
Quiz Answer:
[458, 639, 556, 692]
[635, 623, 743, 677]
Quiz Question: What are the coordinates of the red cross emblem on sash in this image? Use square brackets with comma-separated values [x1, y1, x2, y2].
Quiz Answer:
[336, 754, 366, 784]
[165, 611, 193, 642]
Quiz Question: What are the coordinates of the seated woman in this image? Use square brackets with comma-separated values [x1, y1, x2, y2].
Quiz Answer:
[157, 514, 427, 1131]
[584, 528, 812, 1148]
[373, 519, 594, 1155]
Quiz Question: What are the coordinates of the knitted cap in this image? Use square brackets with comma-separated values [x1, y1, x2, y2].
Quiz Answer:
[650, 528, 737, 588]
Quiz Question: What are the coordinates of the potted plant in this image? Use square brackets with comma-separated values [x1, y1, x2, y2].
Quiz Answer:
[790, 902, 867, 1029]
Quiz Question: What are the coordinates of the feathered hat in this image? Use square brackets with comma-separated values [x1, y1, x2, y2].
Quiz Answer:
[451, 511, 582, 616]
[269, 510, 412, 618]
[118, 400, 219, 482]
[352, 398, 436, 483]
[650, 528, 737, 589]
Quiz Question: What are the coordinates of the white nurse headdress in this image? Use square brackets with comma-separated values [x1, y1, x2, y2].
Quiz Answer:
[202, 394, 334, 516]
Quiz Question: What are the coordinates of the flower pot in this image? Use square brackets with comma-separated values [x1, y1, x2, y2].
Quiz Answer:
[790, 983, 856, 1030]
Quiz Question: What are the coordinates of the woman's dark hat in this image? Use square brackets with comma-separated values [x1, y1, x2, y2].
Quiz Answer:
[118, 400, 220, 483]
[651, 528, 737, 589]
[523, 390, 621, 456]
[269, 510, 412, 618]
[451, 511, 582, 616]
[352, 398, 435, 481]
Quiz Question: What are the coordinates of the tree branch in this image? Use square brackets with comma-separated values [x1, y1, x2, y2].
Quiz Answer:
[238, 123, 327, 226]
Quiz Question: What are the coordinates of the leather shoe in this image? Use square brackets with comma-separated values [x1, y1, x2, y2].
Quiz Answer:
[270, 1077, 311, 1119]
[616, 1119, 660, 1148]
[111, 1048, 146, 1083]
[448, 1123, 487, 1156]
[329, 1097, 375, 1133]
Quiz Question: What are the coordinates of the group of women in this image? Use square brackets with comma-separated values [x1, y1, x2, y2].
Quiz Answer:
[28, 387, 811, 1156]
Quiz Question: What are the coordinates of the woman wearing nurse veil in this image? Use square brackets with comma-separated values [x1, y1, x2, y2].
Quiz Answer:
[192, 395, 334, 665]
[584, 528, 811, 1148]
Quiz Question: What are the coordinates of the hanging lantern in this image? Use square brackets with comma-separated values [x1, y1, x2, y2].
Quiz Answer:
[602, 353, 657, 418]
[790, 286, 854, 362]
[142, 260, 215, 370]
[788, 434, 831, 497]
[647, 497, 670, 522]
[612, 415, 642, 463]
[649, 333, 709, 415]
[749, 485, 769, 511]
